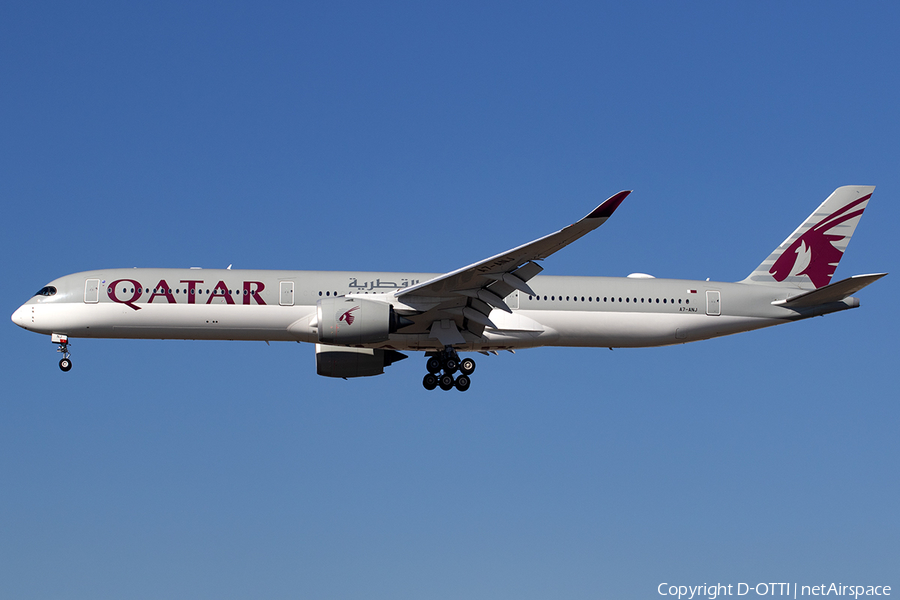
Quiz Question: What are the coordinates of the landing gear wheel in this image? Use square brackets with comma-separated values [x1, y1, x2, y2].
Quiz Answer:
[423, 373, 438, 390]
[424, 347, 475, 391]
[460, 358, 476, 375]
[426, 357, 442, 374]
[438, 374, 454, 391]
[59, 358, 72, 372]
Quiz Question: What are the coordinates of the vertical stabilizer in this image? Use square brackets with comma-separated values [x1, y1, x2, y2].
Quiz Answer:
[742, 186, 874, 289]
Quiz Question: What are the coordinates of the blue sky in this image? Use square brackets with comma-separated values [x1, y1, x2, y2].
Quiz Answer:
[2, 3, 898, 598]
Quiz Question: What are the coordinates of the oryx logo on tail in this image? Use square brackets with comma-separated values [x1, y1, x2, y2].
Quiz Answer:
[742, 186, 874, 290]
[769, 195, 870, 288]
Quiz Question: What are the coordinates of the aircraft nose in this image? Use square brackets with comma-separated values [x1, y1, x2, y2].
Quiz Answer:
[11, 304, 31, 329]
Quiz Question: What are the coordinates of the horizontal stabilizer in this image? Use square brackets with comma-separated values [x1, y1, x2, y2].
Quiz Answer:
[773, 273, 887, 308]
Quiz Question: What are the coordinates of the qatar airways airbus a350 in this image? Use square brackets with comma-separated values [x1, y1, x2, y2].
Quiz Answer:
[12, 186, 886, 391]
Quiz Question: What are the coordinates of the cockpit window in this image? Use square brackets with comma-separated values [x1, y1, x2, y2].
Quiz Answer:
[35, 286, 57, 297]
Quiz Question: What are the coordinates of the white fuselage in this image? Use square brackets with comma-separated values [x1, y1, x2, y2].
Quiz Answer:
[11, 268, 854, 353]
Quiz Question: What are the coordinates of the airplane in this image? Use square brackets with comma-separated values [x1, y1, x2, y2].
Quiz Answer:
[11, 185, 886, 391]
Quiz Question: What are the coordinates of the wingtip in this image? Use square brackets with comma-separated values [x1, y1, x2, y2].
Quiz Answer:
[587, 190, 631, 219]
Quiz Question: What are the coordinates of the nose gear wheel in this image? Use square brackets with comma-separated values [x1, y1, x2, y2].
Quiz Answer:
[54, 339, 72, 372]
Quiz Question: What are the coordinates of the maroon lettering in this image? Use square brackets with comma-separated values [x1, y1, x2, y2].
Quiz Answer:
[243, 281, 266, 305]
[180, 279, 204, 305]
[107, 278, 142, 311]
[148, 280, 177, 304]
[207, 280, 235, 305]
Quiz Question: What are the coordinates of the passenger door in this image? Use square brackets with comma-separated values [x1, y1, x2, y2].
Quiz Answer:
[706, 290, 721, 316]
[280, 281, 294, 306]
[84, 279, 100, 303]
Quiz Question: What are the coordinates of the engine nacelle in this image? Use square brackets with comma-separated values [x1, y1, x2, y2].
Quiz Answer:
[315, 344, 407, 378]
[317, 297, 404, 345]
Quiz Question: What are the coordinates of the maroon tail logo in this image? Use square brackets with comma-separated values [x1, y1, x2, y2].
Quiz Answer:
[339, 306, 360, 325]
[769, 195, 869, 289]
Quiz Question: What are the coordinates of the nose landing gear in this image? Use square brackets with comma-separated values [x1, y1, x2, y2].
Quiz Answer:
[423, 347, 475, 392]
[52, 334, 72, 372]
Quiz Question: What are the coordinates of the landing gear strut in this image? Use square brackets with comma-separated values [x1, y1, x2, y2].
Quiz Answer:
[53, 334, 72, 372]
[422, 347, 475, 392]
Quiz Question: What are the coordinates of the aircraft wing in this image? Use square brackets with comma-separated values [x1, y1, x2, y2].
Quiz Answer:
[394, 191, 630, 345]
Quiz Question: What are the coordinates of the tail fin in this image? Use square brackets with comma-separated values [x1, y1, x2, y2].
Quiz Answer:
[742, 185, 875, 289]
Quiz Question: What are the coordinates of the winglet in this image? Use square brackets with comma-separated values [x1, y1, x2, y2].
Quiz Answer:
[587, 190, 631, 219]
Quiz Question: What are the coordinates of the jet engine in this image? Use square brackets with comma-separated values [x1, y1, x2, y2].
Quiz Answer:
[315, 344, 407, 378]
[316, 297, 409, 345]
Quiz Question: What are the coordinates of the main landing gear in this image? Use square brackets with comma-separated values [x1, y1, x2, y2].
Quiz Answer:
[52, 334, 72, 372]
[422, 347, 476, 392]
